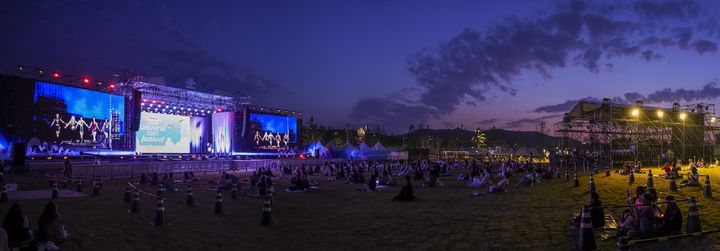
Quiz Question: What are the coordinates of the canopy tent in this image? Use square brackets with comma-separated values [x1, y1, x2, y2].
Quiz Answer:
[372, 141, 388, 151]
[306, 140, 330, 158]
[358, 141, 371, 151]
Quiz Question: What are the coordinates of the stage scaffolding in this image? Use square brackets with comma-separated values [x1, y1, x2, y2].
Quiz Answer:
[555, 98, 720, 166]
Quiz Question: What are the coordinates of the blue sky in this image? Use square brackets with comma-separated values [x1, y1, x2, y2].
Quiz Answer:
[3, 0, 720, 133]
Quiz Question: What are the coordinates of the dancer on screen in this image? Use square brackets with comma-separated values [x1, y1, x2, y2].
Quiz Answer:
[275, 133, 281, 148]
[76, 117, 89, 142]
[254, 131, 261, 145]
[89, 116, 99, 143]
[101, 118, 110, 145]
[49, 113, 66, 138]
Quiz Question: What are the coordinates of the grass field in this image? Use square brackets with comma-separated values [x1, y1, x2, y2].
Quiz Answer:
[4, 165, 720, 250]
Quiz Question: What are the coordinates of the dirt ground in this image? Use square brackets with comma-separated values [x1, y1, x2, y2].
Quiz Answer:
[3, 165, 720, 251]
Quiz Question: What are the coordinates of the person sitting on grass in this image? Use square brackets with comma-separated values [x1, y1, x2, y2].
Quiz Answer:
[616, 209, 636, 238]
[139, 173, 148, 186]
[656, 195, 682, 235]
[393, 176, 416, 201]
[3, 203, 35, 250]
[636, 193, 656, 238]
[488, 176, 509, 193]
[37, 202, 68, 250]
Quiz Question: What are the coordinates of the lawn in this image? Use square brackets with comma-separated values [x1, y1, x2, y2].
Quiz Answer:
[3, 165, 720, 250]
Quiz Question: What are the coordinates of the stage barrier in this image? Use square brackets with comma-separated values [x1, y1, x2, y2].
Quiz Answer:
[27, 158, 346, 180]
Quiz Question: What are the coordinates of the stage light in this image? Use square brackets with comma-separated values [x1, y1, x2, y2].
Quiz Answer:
[143, 99, 147, 102]
[679, 113, 687, 120]
[82, 77, 91, 84]
[656, 110, 664, 118]
[52, 72, 61, 79]
[631, 108, 639, 116]
[161, 101, 165, 104]
[151, 100, 157, 103]
[17, 65, 24, 71]
[217, 108, 222, 112]
[181, 108, 184, 110]
[141, 103, 145, 106]
[173, 106, 176, 109]
[194, 109, 198, 112]
[36, 68, 44, 76]
[96, 81, 103, 86]
[109, 83, 116, 88]
[165, 105, 169, 108]
[712, 117, 716, 123]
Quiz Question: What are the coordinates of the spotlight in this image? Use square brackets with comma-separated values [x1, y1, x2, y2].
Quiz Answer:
[96, 81, 103, 86]
[82, 77, 91, 84]
[712, 117, 716, 123]
[17, 65, 24, 71]
[630, 108, 639, 116]
[656, 110, 663, 118]
[679, 113, 687, 120]
[151, 100, 156, 103]
[217, 108, 222, 112]
[109, 84, 116, 88]
[52, 72, 61, 79]
[141, 103, 145, 106]
[36, 68, 44, 76]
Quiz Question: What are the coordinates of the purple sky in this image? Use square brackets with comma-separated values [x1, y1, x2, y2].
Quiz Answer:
[2, 0, 720, 133]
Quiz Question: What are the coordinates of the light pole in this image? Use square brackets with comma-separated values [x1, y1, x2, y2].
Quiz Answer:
[657, 110, 664, 166]
[680, 112, 687, 163]
[631, 108, 640, 165]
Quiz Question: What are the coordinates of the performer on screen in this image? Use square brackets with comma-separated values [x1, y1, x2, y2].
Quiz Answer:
[275, 133, 281, 148]
[101, 118, 110, 145]
[254, 131, 261, 145]
[262, 132, 272, 146]
[283, 133, 289, 147]
[49, 113, 66, 138]
[89, 116, 100, 143]
[65, 116, 77, 130]
[76, 116, 89, 142]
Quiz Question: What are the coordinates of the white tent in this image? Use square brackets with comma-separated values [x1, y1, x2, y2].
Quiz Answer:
[358, 141, 371, 151]
[372, 141, 388, 151]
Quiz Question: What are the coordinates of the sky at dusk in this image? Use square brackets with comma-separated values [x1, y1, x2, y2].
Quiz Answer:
[3, 0, 720, 133]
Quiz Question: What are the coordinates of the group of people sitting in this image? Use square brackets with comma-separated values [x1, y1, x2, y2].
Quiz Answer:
[616, 186, 683, 239]
[1, 202, 68, 250]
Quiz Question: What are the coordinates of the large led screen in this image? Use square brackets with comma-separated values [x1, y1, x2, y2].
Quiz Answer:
[33, 81, 125, 148]
[212, 112, 234, 154]
[248, 112, 297, 150]
[136, 112, 191, 153]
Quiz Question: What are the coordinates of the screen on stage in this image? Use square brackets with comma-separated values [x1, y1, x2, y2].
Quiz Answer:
[136, 112, 191, 153]
[248, 112, 297, 150]
[32, 81, 125, 148]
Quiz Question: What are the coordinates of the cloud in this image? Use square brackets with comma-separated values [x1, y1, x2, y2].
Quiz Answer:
[504, 114, 563, 129]
[692, 39, 718, 54]
[479, 118, 499, 124]
[536, 82, 720, 113]
[533, 96, 600, 113]
[351, 0, 719, 131]
[349, 95, 438, 133]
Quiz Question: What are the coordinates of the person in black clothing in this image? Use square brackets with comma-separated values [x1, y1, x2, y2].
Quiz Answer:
[656, 195, 682, 235]
[393, 176, 416, 201]
[149, 172, 159, 186]
[367, 172, 377, 191]
[3, 203, 35, 250]
[589, 192, 605, 228]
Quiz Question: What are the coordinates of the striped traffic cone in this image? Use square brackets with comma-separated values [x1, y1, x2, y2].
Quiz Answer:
[186, 185, 196, 207]
[704, 175, 712, 198]
[156, 184, 163, 197]
[77, 176, 83, 193]
[628, 170, 634, 185]
[152, 196, 165, 226]
[92, 181, 100, 196]
[123, 183, 132, 203]
[51, 181, 59, 200]
[588, 174, 596, 194]
[260, 195, 272, 226]
[578, 205, 596, 250]
[669, 174, 678, 192]
[617, 236, 629, 251]
[646, 170, 653, 188]
[129, 190, 140, 213]
[686, 196, 701, 233]
[96, 176, 103, 189]
[231, 183, 238, 200]
[564, 170, 569, 182]
[214, 191, 224, 214]
[0, 183, 8, 203]
[605, 166, 610, 177]
[573, 172, 579, 187]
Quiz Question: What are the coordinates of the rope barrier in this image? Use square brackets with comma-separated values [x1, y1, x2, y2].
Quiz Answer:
[628, 229, 720, 245]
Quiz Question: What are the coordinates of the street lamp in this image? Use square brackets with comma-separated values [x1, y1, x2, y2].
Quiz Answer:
[657, 110, 664, 118]
[632, 108, 640, 164]
[680, 112, 687, 162]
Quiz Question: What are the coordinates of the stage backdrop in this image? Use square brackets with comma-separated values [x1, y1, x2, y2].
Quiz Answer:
[212, 112, 234, 154]
[189, 116, 209, 153]
[32, 81, 125, 149]
[135, 112, 191, 153]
